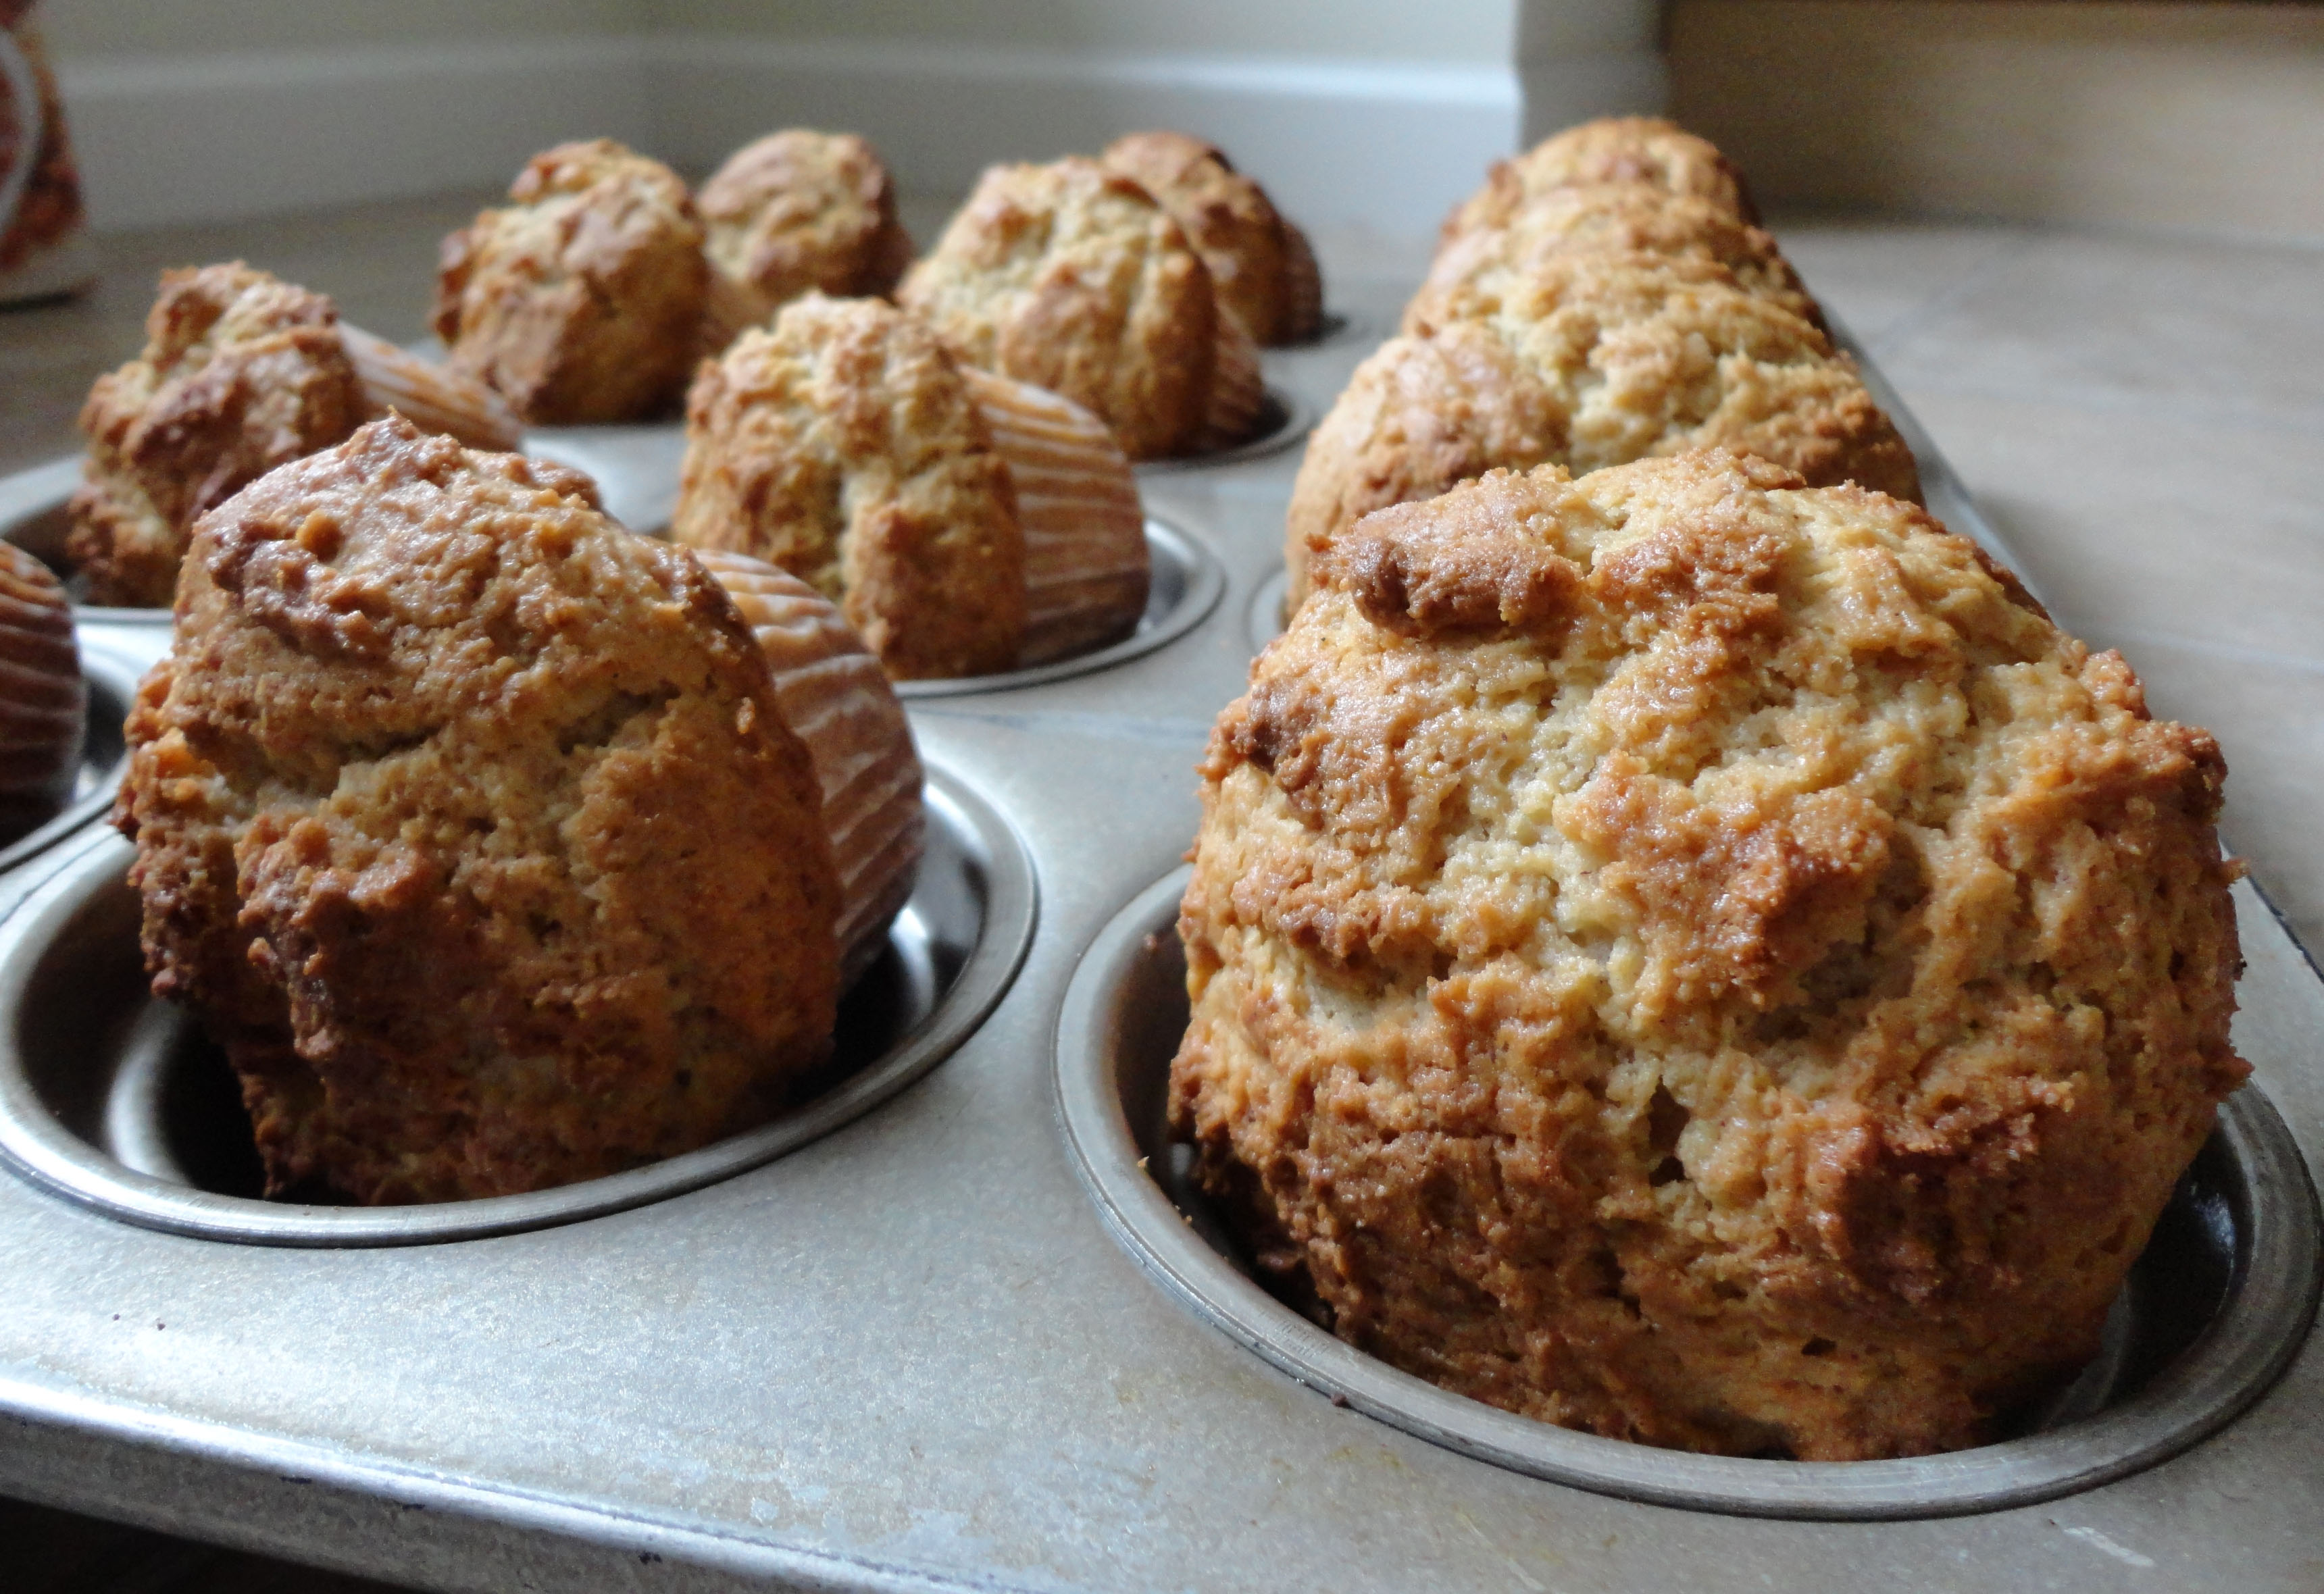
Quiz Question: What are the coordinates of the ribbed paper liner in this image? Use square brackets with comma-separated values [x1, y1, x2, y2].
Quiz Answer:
[1276, 220, 1324, 345]
[693, 549, 925, 984]
[339, 324, 523, 453]
[961, 367, 1150, 665]
[0, 545, 84, 812]
[1197, 308, 1267, 452]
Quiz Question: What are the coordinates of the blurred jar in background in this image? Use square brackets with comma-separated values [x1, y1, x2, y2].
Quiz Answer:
[0, 1, 93, 305]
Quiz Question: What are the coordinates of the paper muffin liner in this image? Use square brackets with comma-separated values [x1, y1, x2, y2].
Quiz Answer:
[339, 324, 524, 453]
[961, 367, 1151, 665]
[1276, 220, 1325, 345]
[1197, 307, 1267, 453]
[0, 544, 85, 815]
[692, 548, 926, 984]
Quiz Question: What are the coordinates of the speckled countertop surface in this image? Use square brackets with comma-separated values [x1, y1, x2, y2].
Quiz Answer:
[1, 193, 2319, 1590]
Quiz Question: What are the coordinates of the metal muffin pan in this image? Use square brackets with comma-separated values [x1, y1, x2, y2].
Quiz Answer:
[0, 764, 1034, 1246]
[0, 276, 2318, 1593]
[0, 642, 138, 878]
[1055, 867, 2324, 1521]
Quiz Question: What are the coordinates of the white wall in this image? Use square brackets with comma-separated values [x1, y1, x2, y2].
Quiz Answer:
[36, 0, 1665, 234]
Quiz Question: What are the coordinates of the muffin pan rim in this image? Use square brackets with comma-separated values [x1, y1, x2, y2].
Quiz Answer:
[0, 760, 1038, 1247]
[1054, 865, 2324, 1522]
[0, 642, 138, 877]
[1135, 384, 1314, 473]
[893, 515, 1224, 699]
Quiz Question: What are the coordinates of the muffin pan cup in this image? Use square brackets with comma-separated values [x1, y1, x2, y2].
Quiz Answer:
[0, 763, 1035, 1245]
[0, 290, 2320, 1593]
[1055, 868, 2324, 1522]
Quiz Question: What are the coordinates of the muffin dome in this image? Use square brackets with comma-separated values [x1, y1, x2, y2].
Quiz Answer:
[1407, 183, 1817, 337]
[1101, 130, 1322, 346]
[1442, 117, 1759, 241]
[433, 138, 708, 424]
[699, 130, 913, 330]
[672, 294, 1028, 678]
[1178, 452, 2246, 1460]
[69, 263, 364, 607]
[0, 543, 84, 839]
[1288, 255, 1915, 600]
[898, 157, 1230, 460]
[117, 415, 841, 1204]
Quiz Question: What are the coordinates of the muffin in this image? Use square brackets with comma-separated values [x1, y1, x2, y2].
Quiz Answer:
[69, 263, 365, 607]
[433, 139, 709, 424]
[1177, 453, 2246, 1460]
[65, 263, 519, 609]
[1407, 184, 1819, 337]
[1442, 117, 1759, 242]
[0, 544, 84, 841]
[697, 130, 914, 343]
[1286, 255, 1917, 600]
[116, 415, 841, 1204]
[898, 157, 1263, 459]
[675, 294, 1148, 678]
[1101, 130, 1324, 346]
[690, 549, 925, 982]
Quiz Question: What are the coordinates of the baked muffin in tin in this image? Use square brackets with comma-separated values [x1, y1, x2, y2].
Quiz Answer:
[1101, 129, 1323, 346]
[117, 415, 843, 1204]
[899, 157, 1263, 461]
[1180, 452, 2246, 1460]
[697, 129, 914, 346]
[674, 293, 1147, 679]
[434, 138, 708, 424]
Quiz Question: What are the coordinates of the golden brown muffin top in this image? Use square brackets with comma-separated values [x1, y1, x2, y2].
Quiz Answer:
[1407, 183, 1819, 335]
[68, 261, 363, 607]
[117, 415, 840, 1203]
[432, 138, 708, 425]
[1180, 452, 2245, 1457]
[897, 157, 1216, 459]
[1470, 253, 1914, 490]
[671, 294, 1027, 678]
[1284, 324, 1567, 596]
[1102, 130, 1292, 346]
[698, 130, 914, 311]
[1288, 256, 1916, 599]
[1444, 117, 1759, 238]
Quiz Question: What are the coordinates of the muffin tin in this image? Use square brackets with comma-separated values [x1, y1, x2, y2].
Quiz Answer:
[0, 282, 2319, 1593]
[0, 769, 1033, 1246]
[1056, 866, 2322, 1522]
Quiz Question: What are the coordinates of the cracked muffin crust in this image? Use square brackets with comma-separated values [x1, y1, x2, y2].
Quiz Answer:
[698, 130, 915, 334]
[672, 294, 1028, 679]
[1407, 183, 1818, 338]
[1178, 452, 2246, 1460]
[897, 157, 1220, 460]
[1287, 255, 1917, 601]
[433, 139, 708, 424]
[1442, 117, 1760, 241]
[116, 415, 840, 1204]
[1101, 130, 1323, 346]
[68, 263, 365, 607]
